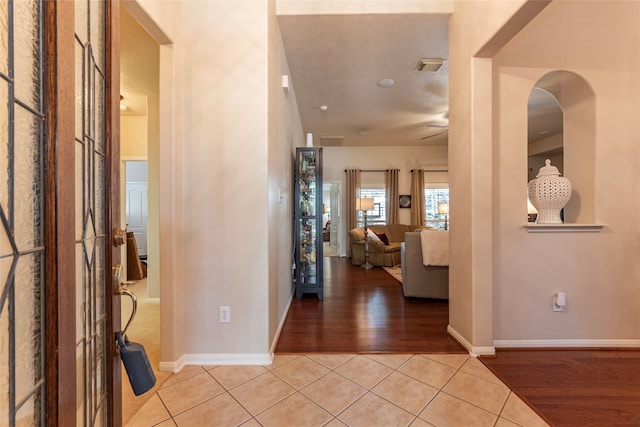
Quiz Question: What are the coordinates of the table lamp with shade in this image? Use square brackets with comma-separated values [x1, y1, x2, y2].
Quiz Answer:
[438, 202, 449, 230]
[356, 197, 375, 270]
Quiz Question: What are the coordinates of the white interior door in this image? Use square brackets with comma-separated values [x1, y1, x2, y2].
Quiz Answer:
[125, 160, 148, 258]
[126, 182, 148, 257]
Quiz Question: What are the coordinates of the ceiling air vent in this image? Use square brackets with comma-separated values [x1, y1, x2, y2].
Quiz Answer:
[319, 136, 344, 146]
[414, 58, 445, 72]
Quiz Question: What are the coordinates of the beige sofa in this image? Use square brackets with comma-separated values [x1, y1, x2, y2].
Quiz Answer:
[400, 231, 448, 299]
[348, 224, 425, 267]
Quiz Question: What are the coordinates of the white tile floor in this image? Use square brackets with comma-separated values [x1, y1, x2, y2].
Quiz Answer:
[125, 353, 549, 427]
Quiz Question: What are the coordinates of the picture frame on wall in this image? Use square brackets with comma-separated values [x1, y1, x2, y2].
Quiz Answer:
[399, 195, 411, 209]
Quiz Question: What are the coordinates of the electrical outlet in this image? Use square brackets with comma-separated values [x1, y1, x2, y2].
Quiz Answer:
[220, 306, 231, 323]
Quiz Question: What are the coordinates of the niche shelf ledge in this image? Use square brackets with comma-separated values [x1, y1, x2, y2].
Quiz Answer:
[525, 223, 605, 233]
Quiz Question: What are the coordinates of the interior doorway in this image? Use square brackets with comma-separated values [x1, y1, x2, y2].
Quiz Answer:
[323, 181, 341, 257]
[119, 5, 164, 422]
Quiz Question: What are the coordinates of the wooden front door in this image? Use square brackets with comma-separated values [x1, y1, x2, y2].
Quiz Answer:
[0, 0, 121, 425]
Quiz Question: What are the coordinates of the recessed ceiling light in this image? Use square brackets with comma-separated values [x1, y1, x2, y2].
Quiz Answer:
[414, 58, 445, 72]
[320, 105, 328, 111]
[378, 78, 395, 88]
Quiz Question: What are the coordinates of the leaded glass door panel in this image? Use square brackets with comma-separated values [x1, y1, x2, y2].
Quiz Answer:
[74, 0, 122, 425]
[0, 0, 46, 425]
[0, 0, 121, 425]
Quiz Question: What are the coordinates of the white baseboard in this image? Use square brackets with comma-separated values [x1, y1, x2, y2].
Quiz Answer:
[494, 339, 640, 348]
[155, 293, 293, 372]
[159, 355, 185, 373]
[184, 353, 272, 366]
[447, 325, 496, 357]
[269, 292, 294, 357]
[158, 352, 272, 372]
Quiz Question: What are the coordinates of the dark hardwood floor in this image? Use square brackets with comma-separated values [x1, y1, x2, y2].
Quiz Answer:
[481, 349, 640, 427]
[275, 256, 466, 353]
[278, 257, 640, 426]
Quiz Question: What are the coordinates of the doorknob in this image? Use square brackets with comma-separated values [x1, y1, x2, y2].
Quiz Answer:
[113, 264, 123, 294]
[113, 228, 126, 247]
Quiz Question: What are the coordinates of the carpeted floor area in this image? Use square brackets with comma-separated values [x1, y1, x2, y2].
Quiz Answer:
[121, 278, 172, 425]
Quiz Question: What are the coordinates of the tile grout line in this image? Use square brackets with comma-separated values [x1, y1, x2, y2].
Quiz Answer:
[138, 353, 527, 427]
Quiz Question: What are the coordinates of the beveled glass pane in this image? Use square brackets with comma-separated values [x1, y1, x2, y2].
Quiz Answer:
[0, 209, 12, 259]
[76, 0, 109, 423]
[83, 210, 96, 267]
[76, 243, 84, 344]
[88, 66, 94, 140]
[75, 342, 85, 427]
[0, 256, 11, 313]
[14, 395, 37, 427]
[90, 0, 105, 73]
[95, 71, 105, 154]
[95, 318, 105, 412]
[95, 401, 106, 427]
[95, 239, 105, 315]
[14, 253, 41, 405]
[95, 154, 105, 234]
[75, 0, 88, 46]
[0, 302, 8, 426]
[75, 40, 84, 141]
[0, 80, 9, 212]
[0, 0, 8, 75]
[75, 139, 85, 240]
[13, 0, 41, 112]
[14, 104, 42, 251]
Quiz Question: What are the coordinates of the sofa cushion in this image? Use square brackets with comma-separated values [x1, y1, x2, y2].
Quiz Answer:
[384, 242, 402, 253]
[383, 224, 406, 242]
[373, 231, 389, 245]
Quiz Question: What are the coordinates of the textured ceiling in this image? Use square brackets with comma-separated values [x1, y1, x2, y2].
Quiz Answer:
[120, 7, 158, 117]
[120, 11, 562, 148]
[278, 14, 450, 147]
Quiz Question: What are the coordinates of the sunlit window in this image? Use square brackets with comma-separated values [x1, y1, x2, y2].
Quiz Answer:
[424, 189, 449, 229]
[424, 170, 449, 230]
[357, 189, 386, 226]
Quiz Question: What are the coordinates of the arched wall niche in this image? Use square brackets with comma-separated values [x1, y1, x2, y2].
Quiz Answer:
[527, 70, 596, 223]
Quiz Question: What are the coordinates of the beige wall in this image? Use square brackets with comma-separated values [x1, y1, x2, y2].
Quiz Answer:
[267, 0, 305, 351]
[134, 0, 302, 365]
[448, 0, 535, 353]
[492, 1, 640, 344]
[120, 116, 148, 158]
[450, 0, 640, 352]
[179, 0, 271, 357]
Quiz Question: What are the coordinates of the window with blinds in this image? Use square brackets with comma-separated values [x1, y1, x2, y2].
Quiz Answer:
[357, 188, 386, 226]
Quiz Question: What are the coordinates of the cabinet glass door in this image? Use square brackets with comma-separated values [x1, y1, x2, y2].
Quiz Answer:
[295, 148, 322, 299]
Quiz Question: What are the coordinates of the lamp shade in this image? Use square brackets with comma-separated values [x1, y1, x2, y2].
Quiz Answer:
[356, 198, 375, 211]
[437, 202, 449, 214]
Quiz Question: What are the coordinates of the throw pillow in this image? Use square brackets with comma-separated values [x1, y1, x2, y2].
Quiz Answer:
[373, 231, 389, 245]
[368, 231, 381, 242]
